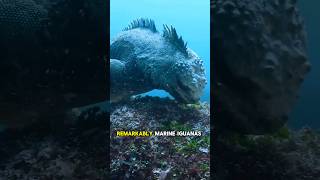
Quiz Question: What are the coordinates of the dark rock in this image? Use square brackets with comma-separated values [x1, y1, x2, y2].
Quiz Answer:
[212, 0, 310, 134]
[213, 128, 320, 180]
[0, 106, 108, 179]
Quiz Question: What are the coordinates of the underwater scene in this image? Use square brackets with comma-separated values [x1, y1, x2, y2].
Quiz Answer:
[0, 0, 108, 178]
[110, 0, 210, 179]
[0, 0, 319, 179]
[289, 0, 320, 130]
[111, 0, 210, 103]
[212, 0, 320, 179]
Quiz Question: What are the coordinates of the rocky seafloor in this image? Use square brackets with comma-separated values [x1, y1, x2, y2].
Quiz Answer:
[110, 96, 211, 179]
[214, 127, 320, 180]
[0, 96, 319, 179]
[0, 107, 108, 179]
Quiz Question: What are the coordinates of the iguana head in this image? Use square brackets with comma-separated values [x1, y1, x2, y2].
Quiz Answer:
[161, 48, 207, 103]
[159, 25, 207, 103]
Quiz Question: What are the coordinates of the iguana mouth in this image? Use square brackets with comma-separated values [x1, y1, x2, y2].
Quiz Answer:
[170, 79, 198, 103]
[177, 79, 191, 92]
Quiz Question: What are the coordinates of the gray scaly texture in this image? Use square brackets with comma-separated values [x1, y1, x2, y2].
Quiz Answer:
[0, 0, 47, 42]
[0, 0, 107, 128]
[110, 18, 207, 103]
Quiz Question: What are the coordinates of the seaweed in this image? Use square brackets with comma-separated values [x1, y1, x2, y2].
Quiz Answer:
[162, 25, 188, 56]
[123, 18, 158, 33]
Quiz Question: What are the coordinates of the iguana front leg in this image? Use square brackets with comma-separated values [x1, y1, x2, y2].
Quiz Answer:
[110, 58, 156, 102]
[110, 59, 127, 102]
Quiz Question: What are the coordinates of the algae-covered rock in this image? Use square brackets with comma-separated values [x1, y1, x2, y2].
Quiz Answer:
[212, 0, 310, 134]
[110, 96, 210, 179]
[0, 107, 108, 179]
[213, 128, 320, 180]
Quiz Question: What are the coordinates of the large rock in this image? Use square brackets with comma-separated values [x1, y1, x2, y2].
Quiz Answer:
[0, 0, 107, 128]
[212, 0, 311, 134]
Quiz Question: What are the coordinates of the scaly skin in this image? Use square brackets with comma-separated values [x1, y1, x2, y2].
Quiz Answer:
[0, 0, 107, 128]
[110, 20, 207, 103]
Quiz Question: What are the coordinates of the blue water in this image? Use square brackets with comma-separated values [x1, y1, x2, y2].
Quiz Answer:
[110, 0, 210, 103]
[289, 1, 320, 129]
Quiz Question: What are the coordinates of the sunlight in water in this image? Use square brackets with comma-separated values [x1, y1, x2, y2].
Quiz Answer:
[110, 0, 210, 102]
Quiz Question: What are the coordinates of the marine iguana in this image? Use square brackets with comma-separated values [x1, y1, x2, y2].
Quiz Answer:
[110, 18, 207, 103]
